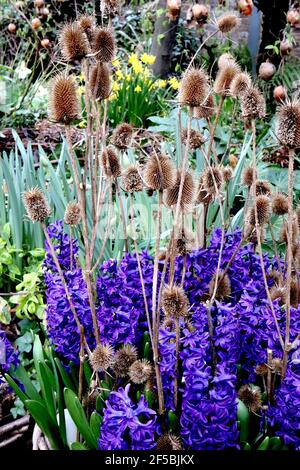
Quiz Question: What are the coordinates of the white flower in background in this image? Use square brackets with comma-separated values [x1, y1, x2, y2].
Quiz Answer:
[15, 61, 31, 79]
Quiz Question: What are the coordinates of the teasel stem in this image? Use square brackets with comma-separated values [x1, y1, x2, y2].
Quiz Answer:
[250, 119, 284, 352]
[268, 221, 284, 283]
[180, 213, 187, 287]
[282, 148, 295, 376]
[220, 100, 238, 166]
[174, 318, 180, 410]
[206, 95, 225, 163]
[69, 224, 73, 271]
[267, 348, 273, 403]
[77, 325, 85, 442]
[152, 189, 163, 360]
[115, 178, 128, 252]
[187, 29, 218, 71]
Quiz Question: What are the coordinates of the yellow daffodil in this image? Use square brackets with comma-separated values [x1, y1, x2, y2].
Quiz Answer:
[112, 82, 121, 92]
[78, 121, 86, 129]
[141, 53, 156, 65]
[132, 62, 143, 75]
[169, 77, 180, 90]
[134, 85, 142, 93]
[126, 74, 132, 82]
[116, 69, 124, 81]
[142, 68, 151, 79]
[157, 79, 167, 89]
[77, 85, 85, 96]
[109, 93, 117, 102]
[112, 58, 120, 68]
[128, 53, 139, 65]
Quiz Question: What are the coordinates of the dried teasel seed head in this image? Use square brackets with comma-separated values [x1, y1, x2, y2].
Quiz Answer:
[112, 344, 138, 377]
[244, 223, 265, 244]
[280, 216, 299, 245]
[255, 363, 268, 376]
[101, 147, 121, 177]
[23, 188, 51, 223]
[272, 193, 288, 215]
[181, 128, 205, 149]
[238, 384, 262, 412]
[90, 63, 111, 100]
[276, 99, 300, 149]
[214, 60, 241, 96]
[217, 12, 241, 33]
[110, 123, 134, 149]
[129, 359, 153, 384]
[122, 165, 143, 193]
[242, 166, 256, 187]
[176, 228, 195, 256]
[249, 195, 271, 226]
[156, 434, 183, 451]
[49, 74, 79, 124]
[222, 167, 233, 183]
[64, 201, 81, 226]
[255, 179, 271, 196]
[229, 71, 252, 98]
[77, 14, 95, 42]
[59, 22, 90, 62]
[196, 176, 214, 205]
[218, 52, 235, 69]
[144, 154, 176, 191]
[271, 358, 283, 374]
[101, 0, 119, 16]
[270, 286, 286, 303]
[166, 0, 181, 21]
[193, 93, 215, 119]
[92, 27, 115, 62]
[202, 166, 223, 195]
[241, 86, 266, 120]
[208, 271, 231, 300]
[290, 278, 300, 308]
[162, 285, 189, 319]
[90, 344, 114, 372]
[165, 170, 195, 208]
[178, 67, 209, 107]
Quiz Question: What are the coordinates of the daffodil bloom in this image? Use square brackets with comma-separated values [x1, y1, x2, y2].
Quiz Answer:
[77, 85, 85, 96]
[157, 79, 167, 88]
[169, 77, 180, 90]
[112, 82, 121, 92]
[134, 85, 142, 93]
[132, 62, 143, 74]
[142, 68, 151, 79]
[128, 53, 139, 65]
[109, 93, 117, 102]
[78, 121, 86, 129]
[112, 58, 120, 68]
[126, 74, 132, 82]
[141, 53, 156, 65]
[116, 69, 124, 80]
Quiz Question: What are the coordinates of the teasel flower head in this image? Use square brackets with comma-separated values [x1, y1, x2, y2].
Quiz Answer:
[23, 188, 51, 223]
[100, 0, 119, 16]
[165, 170, 195, 208]
[110, 122, 134, 149]
[222, 167, 233, 183]
[49, 74, 79, 124]
[270, 285, 286, 303]
[218, 52, 235, 69]
[92, 27, 115, 63]
[244, 222, 266, 244]
[64, 201, 81, 226]
[176, 228, 195, 256]
[156, 434, 183, 450]
[208, 271, 231, 300]
[230, 71, 252, 98]
[216, 12, 241, 34]
[214, 59, 241, 96]
[255, 179, 271, 196]
[238, 384, 262, 413]
[202, 166, 223, 195]
[101, 146, 121, 178]
[272, 193, 288, 215]
[275, 99, 300, 148]
[249, 195, 271, 226]
[59, 22, 90, 62]
[90, 63, 111, 100]
[122, 165, 143, 193]
[90, 344, 114, 372]
[166, 0, 181, 21]
[196, 176, 214, 204]
[255, 363, 268, 377]
[77, 14, 95, 42]
[193, 93, 215, 119]
[178, 67, 209, 107]
[181, 128, 205, 149]
[241, 86, 266, 120]
[242, 166, 256, 187]
[112, 344, 138, 377]
[143, 154, 176, 190]
[129, 359, 153, 384]
[162, 285, 189, 319]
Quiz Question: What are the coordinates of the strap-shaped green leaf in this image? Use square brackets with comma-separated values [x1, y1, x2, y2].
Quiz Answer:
[64, 388, 97, 449]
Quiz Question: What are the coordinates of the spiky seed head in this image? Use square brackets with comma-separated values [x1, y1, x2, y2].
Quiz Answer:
[77, 14, 95, 42]
[272, 358, 283, 374]
[122, 165, 143, 193]
[270, 286, 286, 303]
[255, 363, 268, 376]
[156, 434, 183, 450]
[101, 0, 119, 16]
[90, 63, 111, 100]
[101, 147, 121, 177]
[218, 52, 235, 69]
[113, 344, 138, 377]
[202, 167, 223, 195]
[249, 195, 271, 226]
[238, 384, 262, 412]
[255, 180, 271, 196]
[129, 359, 153, 384]
[162, 285, 189, 319]
[222, 167, 232, 183]
[193, 93, 215, 119]
[166, 0, 181, 21]
[290, 278, 299, 308]
[90, 344, 114, 372]
[196, 176, 214, 204]
[214, 60, 241, 96]
[23, 188, 51, 222]
[110, 123, 133, 149]
[178, 67, 209, 107]
[241, 86, 266, 120]
[144, 154, 176, 191]
[176, 228, 195, 256]
[49, 74, 79, 124]
[59, 22, 90, 62]
[272, 193, 288, 215]
[208, 271, 231, 300]
[165, 170, 195, 208]
[92, 27, 115, 62]
[181, 128, 205, 149]
[242, 166, 256, 187]
[217, 12, 241, 33]
[276, 100, 300, 148]
[230, 71, 252, 98]
[64, 201, 81, 226]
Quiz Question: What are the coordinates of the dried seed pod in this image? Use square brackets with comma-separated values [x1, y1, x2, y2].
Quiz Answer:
[181, 128, 205, 149]
[258, 61, 276, 81]
[143, 154, 176, 190]
[272, 193, 288, 215]
[242, 166, 256, 187]
[272, 358, 283, 374]
[202, 167, 223, 195]
[290, 278, 300, 308]
[270, 286, 286, 303]
[101, 0, 119, 16]
[92, 27, 115, 62]
[122, 165, 143, 193]
[157, 434, 183, 450]
[255, 179, 271, 196]
[90, 63, 111, 100]
[165, 170, 195, 208]
[217, 12, 241, 33]
[248, 195, 271, 226]
[238, 384, 262, 412]
[218, 52, 235, 69]
[101, 147, 121, 177]
[241, 86, 266, 120]
[196, 176, 214, 204]
[192, 3, 209, 23]
[276, 100, 300, 149]
[176, 228, 195, 256]
[90, 344, 114, 372]
[214, 60, 241, 96]
[64, 201, 81, 226]
[49, 74, 80, 124]
[111, 123, 133, 149]
[166, 0, 181, 21]
[222, 167, 233, 183]
[287, 9, 300, 26]
[229, 71, 252, 98]
[273, 85, 287, 103]
[280, 40, 292, 56]
[178, 67, 209, 107]
[78, 14, 95, 42]
[59, 22, 90, 62]
[112, 344, 138, 377]
[193, 93, 215, 119]
[129, 359, 153, 384]
[255, 363, 268, 376]
[208, 271, 231, 300]
[162, 285, 189, 319]
[23, 188, 51, 222]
